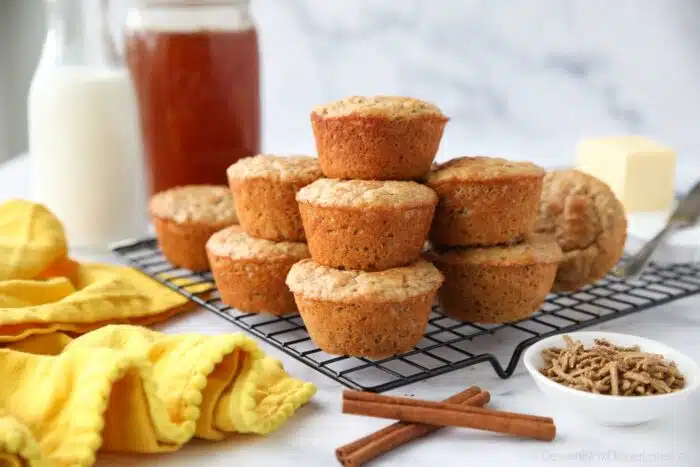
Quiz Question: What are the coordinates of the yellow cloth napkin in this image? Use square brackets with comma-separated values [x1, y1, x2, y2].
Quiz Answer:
[0, 200, 67, 281]
[0, 262, 210, 342]
[0, 199, 317, 465]
[0, 199, 210, 341]
[0, 325, 316, 466]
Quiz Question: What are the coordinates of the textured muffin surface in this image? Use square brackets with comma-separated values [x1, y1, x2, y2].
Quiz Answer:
[310, 96, 448, 181]
[149, 185, 237, 271]
[206, 225, 309, 315]
[426, 156, 545, 247]
[427, 235, 561, 324]
[536, 170, 627, 292]
[312, 96, 445, 119]
[149, 185, 236, 225]
[206, 225, 309, 260]
[226, 154, 322, 182]
[297, 180, 437, 270]
[426, 156, 544, 184]
[286, 259, 444, 301]
[297, 179, 437, 208]
[227, 155, 322, 241]
[432, 234, 563, 266]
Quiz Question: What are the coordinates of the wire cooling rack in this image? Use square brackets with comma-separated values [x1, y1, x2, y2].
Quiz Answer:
[112, 238, 700, 392]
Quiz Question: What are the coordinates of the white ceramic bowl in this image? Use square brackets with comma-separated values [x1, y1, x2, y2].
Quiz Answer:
[523, 331, 700, 426]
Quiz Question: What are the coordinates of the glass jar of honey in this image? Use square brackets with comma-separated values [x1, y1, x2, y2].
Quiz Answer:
[125, 0, 260, 195]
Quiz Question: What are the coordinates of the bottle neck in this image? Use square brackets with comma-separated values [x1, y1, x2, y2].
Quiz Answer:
[42, 0, 121, 68]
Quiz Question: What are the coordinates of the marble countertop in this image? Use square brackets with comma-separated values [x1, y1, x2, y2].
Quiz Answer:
[2, 155, 699, 466]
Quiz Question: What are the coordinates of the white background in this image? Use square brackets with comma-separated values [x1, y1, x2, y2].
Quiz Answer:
[2, 0, 700, 189]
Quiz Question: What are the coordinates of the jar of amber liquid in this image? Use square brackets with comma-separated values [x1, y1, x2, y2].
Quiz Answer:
[125, 0, 260, 195]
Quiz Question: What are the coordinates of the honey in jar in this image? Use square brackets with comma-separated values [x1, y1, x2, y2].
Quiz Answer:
[125, 0, 260, 194]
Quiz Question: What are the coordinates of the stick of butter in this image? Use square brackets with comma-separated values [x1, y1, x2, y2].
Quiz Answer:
[576, 136, 676, 213]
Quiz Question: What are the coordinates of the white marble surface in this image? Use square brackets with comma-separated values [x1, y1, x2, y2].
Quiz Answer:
[248, 0, 700, 192]
[6, 0, 700, 184]
[2, 155, 700, 466]
[97, 0, 700, 191]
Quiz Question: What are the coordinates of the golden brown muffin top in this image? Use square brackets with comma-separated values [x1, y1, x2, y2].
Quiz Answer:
[312, 96, 445, 119]
[426, 234, 563, 267]
[426, 156, 545, 185]
[149, 185, 237, 225]
[536, 170, 627, 291]
[297, 179, 437, 209]
[206, 225, 309, 260]
[226, 155, 323, 183]
[286, 259, 444, 301]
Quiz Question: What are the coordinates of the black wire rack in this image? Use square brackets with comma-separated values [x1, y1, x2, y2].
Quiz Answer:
[112, 238, 700, 393]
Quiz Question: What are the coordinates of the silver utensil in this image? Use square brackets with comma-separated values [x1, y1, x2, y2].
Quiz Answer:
[613, 180, 700, 279]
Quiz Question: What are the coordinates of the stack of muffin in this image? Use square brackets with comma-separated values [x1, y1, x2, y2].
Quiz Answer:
[206, 155, 326, 315]
[148, 94, 628, 360]
[285, 96, 449, 358]
[423, 157, 564, 323]
[147, 156, 324, 316]
[148, 185, 239, 273]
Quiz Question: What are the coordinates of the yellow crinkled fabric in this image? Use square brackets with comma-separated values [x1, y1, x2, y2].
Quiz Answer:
[0, 262, 211, 342]
[0, 199, 212, 342]
[0, 200, 67, 281]
[0, 200, 317, 465]
[0, 326, 316, 466]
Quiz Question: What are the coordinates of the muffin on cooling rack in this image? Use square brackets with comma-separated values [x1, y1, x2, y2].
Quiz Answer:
[296, 179, 438, 271]
[286, 259, 444, 358]
[425, 234, 562, 323]
[206, 225, 310, 315]
[426, 156, 545, 247]
[311, 96, 448, 180]
[227, 155, 323, 241]
[149, 185, 237, 271]
[536, 170, 627, 292]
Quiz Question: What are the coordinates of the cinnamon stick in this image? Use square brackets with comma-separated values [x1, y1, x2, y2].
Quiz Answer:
[336, 387, 489, 466]
[342, 392, 556, 442]
[344, 390, 554, 424]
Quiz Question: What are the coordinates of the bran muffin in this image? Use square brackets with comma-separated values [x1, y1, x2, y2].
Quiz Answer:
[426, 156, 545, 247]
[227, 155, 323, 241]
[286, 259, 443, 358]
[149, 185, 237, 271]
[536, 170, 627, 292]
[311, 96, 448, 180]
[426, 234, 563, 323]
[297, 179, 438, 271]
[206, 225, 310, 315]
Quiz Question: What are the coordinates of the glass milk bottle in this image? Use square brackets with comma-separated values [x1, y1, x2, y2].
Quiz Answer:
[28, 0, 148, 253]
